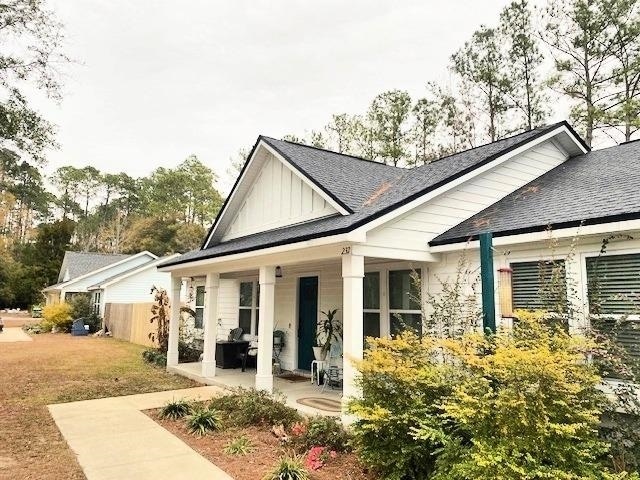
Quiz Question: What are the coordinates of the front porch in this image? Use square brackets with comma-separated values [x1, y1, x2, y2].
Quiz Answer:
[168, 362, 342, 416]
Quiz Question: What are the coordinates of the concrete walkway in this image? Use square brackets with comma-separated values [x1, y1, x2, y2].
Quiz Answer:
[0, 327, 32, 342]
[48, 386, 233, 480]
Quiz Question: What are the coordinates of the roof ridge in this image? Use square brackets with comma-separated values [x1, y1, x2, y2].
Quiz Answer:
[260, 135, 406, 170]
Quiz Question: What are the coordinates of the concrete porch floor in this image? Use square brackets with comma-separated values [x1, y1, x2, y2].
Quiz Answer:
[168, 362, 342, 417]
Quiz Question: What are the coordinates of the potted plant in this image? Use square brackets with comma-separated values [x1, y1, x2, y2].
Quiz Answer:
[314, 309, 340, 361]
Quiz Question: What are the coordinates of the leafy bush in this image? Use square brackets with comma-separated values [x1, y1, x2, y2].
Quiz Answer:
[159, 398, 192, 420]
[186, 407, 221, 436]
[69, 293, 92, 319]
[41, 303, 73, 332]
[291, 416, 351, 453]
[262, 455, 309, 480]
[83, 313, 102, 333]
[349, 313, 624, 480]
[142, 348, 166, 367]
[223, 435, 254, 455]
[208, 388, 302, 428]
[178, 341, 202, 362]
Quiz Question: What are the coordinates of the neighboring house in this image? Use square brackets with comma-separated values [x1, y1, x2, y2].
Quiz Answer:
[87, 254, 181, 317]
[43, 251, 158, 309]
[158, 121, 640, 410]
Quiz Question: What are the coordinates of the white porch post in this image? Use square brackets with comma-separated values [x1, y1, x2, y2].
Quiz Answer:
[202, 272, 220, 377]
[256, 265, 275, 392]
[166, 275, 181, 367]
[342, 253, 365, 405]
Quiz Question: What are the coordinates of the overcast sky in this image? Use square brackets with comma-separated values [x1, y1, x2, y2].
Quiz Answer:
[35, 0, 554, 193]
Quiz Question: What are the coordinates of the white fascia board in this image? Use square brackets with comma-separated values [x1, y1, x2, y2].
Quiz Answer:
[429, 219, 640, 253]
[158, 230, 366, 273]
[92, 253, 180, 289]
[352, 125, 583, 236]
[53, 251, 157, 290]
[351, 244, 440, 262]
[204, 140, 350, 248]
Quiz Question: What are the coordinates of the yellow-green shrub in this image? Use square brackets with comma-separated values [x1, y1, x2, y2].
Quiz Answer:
[41, 303, 73, 332]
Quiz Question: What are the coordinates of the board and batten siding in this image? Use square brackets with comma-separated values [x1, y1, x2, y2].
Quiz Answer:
[221, 153, 337, 241]
[366, 141, 568, 250]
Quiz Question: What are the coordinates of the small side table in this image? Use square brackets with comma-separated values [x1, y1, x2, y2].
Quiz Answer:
[310, 360, 326, 385]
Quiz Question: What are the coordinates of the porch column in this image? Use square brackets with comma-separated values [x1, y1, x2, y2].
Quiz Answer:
[342, 253, 365, 404]
[256, 265, 275, 392]
[202, 272, 220, 377]
[166, 275, 181, 367]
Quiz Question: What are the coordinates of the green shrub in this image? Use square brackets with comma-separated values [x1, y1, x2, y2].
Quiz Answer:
[208, 388, 302, 428]
[291, 416, 351, 453]
[159, 399, 192, 420]
[69, 293, 92, 319]
[142, 348, 166, 367]
[186, 407, 221, 436]
[223, 435, 254, 455]
[178, 341, 202, 362]
[41, 303, 73, 332]
[262, 455, 309, 480]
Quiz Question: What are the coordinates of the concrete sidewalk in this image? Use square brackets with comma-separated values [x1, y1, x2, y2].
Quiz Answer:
[48, 386, 233, 480]
[0, 327, 32, 342]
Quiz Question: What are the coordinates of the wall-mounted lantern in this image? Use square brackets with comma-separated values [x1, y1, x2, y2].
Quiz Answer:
[275, 266, 283, 278]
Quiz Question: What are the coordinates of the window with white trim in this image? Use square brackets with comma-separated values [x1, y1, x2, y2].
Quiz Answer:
[92, 291, 101, 315]
[587, 253, 640, 315]
[388, 269, 422, 337]
[239, 281, 260, 336]
[194, 286, 205, 329]
[363, 272, 381, 342]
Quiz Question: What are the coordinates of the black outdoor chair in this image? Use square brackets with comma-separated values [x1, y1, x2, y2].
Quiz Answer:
[238, 341, 258, 372]
[229, 327, 243, 341]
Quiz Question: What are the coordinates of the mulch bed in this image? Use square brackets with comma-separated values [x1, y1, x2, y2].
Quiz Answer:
[146, 408, 374, 480]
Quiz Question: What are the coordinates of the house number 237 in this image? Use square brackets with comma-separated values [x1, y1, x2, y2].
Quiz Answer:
[341, 246, 351, 255]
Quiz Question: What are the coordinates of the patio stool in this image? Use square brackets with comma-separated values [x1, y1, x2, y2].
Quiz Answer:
[322, 365, 342, 391]
[311, 360, 325, 385]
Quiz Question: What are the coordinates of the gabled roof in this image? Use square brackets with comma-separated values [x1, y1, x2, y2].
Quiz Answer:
[430, 139, 640, 246]
[87, 254, 179, 290]
[162, 121, 584, 268]
[57, 251, 131, 283]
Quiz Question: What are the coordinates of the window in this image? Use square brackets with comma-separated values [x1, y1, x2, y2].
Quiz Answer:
[194, 286, 205, 329]
[587, 253, 640, 315]
[363, 272, 381, 341]
[239, 281, 259, 335]
[389, 269, 422, 336]
[92, 291, 101, 315]
[511, 260, 567, 312]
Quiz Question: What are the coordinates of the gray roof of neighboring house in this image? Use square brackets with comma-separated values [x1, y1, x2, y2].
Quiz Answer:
[87, 254, 177, 289]
[162, 122, 574, 268]
[57, 251, 131, 283]
[430, 139, 640, 246]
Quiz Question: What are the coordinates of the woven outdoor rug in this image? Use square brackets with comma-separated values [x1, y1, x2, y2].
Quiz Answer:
[296, 397, 342, 412]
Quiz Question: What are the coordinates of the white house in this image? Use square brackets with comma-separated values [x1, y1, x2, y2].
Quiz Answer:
[158, 121, 640, 412]
[87, 254, 181, 317]
[43, 251, 169, 316]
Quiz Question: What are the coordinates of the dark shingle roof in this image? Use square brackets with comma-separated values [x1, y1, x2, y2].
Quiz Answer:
[431, 139, 640, 246]
[162, 123, 569, 268]
[58, 251, 131, 283]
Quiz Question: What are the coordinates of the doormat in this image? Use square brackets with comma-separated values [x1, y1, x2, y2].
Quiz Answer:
[297, 397, 342, 412]
[278, 373, 309, 383]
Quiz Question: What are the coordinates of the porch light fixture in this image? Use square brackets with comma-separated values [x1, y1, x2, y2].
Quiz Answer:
[497, 267, 514, 318]
[275, 266, 283, 278]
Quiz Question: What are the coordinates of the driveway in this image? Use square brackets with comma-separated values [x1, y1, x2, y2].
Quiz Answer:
[0, 327, 32, 342]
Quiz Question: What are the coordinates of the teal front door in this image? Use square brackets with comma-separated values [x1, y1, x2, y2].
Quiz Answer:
[297, 276, 318, 371]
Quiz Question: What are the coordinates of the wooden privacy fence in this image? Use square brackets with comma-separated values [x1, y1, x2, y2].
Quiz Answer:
[104, 302, 157, 347]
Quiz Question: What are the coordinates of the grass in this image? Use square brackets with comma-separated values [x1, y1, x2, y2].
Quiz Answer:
[0, 331, 196, 479]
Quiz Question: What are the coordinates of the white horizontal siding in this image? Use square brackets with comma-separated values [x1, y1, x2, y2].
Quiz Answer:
[222, 153, 337, 241]
[366, 141, 568, 250]
[103, 266, 172, 305]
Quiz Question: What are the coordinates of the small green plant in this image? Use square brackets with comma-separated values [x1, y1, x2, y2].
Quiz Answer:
[290, 416, 351, 453]
[223, 435, 254, 455]
[159, 398, 192, 420]
[208, 388, 302, 428]
[262, 454, 309, 480]
[142, 348, 166, 367]
[186, 407, 221, 436]
[316, 308, 341, 358]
